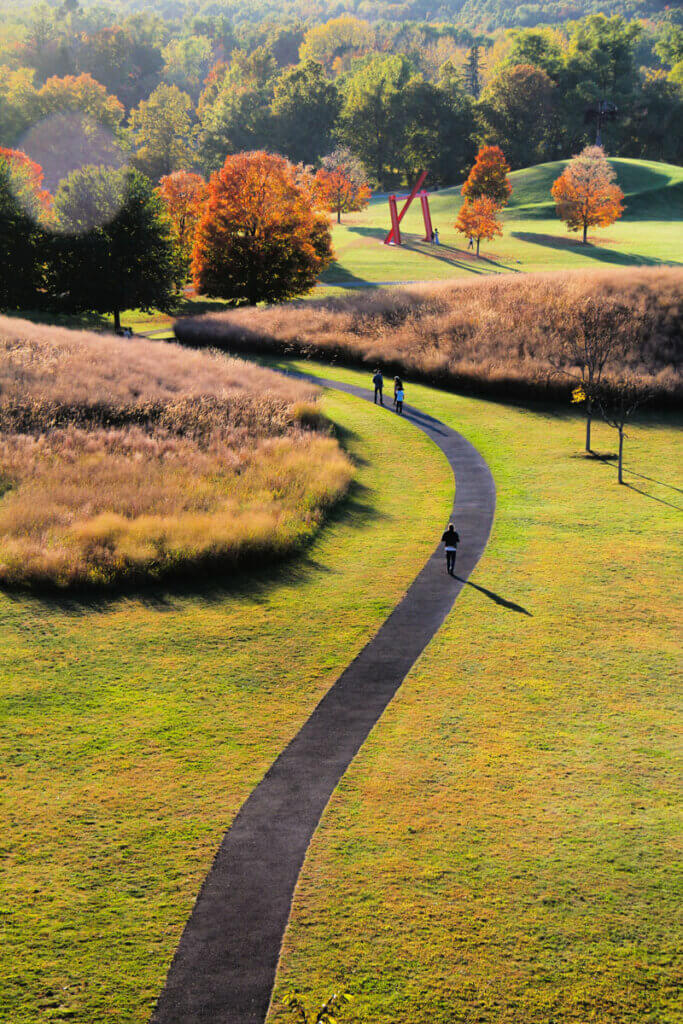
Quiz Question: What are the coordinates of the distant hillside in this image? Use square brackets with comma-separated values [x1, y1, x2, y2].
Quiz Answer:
[432, 158, 683, 220]
[505, 158, 683, 220]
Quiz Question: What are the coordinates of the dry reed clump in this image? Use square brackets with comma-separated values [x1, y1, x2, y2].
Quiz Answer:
[176, 268, 682, 405]
[0, 318, 354, 589]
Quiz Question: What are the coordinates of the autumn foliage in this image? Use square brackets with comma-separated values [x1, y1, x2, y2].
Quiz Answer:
[313, 147, 371, 223]
[192, 151, 333, 306]
[552, 145, 625, 243]
[158, 170, 208, 257]
[454, 196, 503, 256]
[461, 145, 512, 209]
[0, 147, 52, 219]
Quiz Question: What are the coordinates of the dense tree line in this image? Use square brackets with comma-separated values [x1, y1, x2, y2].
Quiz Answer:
[0, 3, 680, 191]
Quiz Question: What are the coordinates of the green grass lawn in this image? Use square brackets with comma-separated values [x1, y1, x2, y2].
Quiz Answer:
[321, 159, 683, 292]
[265, 362, 682, 1024]
[2, 356, 680, 1023]
[0, 390, 451, 1023]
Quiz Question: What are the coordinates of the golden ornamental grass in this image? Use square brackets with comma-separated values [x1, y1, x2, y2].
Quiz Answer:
[176, 267, 682, 404]
[0, 318, 354, 588]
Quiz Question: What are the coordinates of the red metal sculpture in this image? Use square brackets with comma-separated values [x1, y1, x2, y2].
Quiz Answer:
[384, 171, 433, 246]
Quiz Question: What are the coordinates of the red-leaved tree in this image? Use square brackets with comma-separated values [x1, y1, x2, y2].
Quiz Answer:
[192, 151, 333, 306]
[461, 145, 512, 209]
[313, 146, 371, 223]
[454, 196, 503, 256]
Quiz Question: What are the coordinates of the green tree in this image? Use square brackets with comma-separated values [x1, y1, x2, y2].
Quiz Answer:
[0, 67, 38, 147]
[564, 14, 642, 151]
[627, 71, 683, 163]
[199, 48, 275, 171]
[52, 167, 178, 331]
[270, 60, 340, 165]
[162, 34, 214, 101]
[402, 73, 476, 186]
[505, 28, 564, 79]
[478, 63, 558, 168]
[130, 84, 196, 182]
[654, 23, 683, 69]
[338, 54, 413, 187]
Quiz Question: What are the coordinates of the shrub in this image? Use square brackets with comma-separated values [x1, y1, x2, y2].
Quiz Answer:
[0, 318, 354, 589]
[175, 268, 682, 406]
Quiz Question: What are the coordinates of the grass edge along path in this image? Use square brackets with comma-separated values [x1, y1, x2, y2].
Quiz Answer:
[266, 362, 681, 1024]
[151, 377, 496, 1024]
[0, 389, 451, 1024]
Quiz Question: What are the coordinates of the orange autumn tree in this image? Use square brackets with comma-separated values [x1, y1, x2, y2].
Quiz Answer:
[0, 147, 52, 221]
[461, 145, 512, 209]
[192, 151, 333, 306]
[313, 146, 371, 223]
[454, 196, 502, 256]
[158, 170, 208, 259]
[552, 145, 624, 243]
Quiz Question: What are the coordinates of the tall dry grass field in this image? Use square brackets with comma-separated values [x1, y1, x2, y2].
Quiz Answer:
[176, 268, 682, 404]
[0, 318, 353, 588]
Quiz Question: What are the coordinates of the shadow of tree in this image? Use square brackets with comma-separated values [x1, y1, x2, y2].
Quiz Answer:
[511, 231, 681, 267]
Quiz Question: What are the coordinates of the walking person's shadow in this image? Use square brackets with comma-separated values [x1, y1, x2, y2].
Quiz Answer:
[453, 575, 533, 616]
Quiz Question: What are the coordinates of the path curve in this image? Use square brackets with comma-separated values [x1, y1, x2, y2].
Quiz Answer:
[151, 376, 496, 1024]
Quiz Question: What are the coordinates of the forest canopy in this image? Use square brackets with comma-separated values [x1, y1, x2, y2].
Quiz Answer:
[0, 0, 680, 196]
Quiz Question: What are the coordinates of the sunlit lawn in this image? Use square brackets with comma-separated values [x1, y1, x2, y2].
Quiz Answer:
[267, 361, 682, 1024]
[0, 390, 451, 1023]
[320, 158, 683, 292]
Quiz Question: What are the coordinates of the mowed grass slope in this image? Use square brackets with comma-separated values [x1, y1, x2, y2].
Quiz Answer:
[0, 390, 451, 1023]
[322, 159, 683, 289]
[267, 362, 682, 1024]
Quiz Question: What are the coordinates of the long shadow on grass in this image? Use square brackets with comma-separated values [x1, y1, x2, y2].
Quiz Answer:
[511, 231, 682, 267]
[1, 478, 386, 616]
[584, 451, 683, 510]
[344, 227, 512, 275]
[454, 575, 533, 616]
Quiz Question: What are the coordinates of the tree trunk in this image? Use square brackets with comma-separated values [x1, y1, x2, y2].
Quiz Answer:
[337, 207, 341, 224]
[583, 221, 588, 244]
[618, 428, 624, 484]
[585, 399, 592, 452]
[476, 237, 480, 257]
[114, 308, 121, 333]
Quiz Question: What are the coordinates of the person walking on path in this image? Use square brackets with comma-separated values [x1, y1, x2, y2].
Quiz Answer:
[468, 235, 474, 251]
[372, 369, 384, 405]
[434, 228, 440, 245]
[395, 382, 405, 415]
[393, 376, 403, 409]
[442, 522, 460, 575]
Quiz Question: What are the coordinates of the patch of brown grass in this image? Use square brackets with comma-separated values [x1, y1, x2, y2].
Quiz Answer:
[175, 268, 682, 404]
[0, 318, 353, 588]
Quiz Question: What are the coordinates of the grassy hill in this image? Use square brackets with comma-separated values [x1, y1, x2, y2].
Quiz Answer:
[321, 159, 683, 291]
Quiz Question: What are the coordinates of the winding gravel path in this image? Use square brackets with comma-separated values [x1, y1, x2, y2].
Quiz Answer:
[151, 376, 496, 1024]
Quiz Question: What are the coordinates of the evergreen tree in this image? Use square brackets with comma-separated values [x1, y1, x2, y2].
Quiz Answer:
[464, 44, 484, 98]
[52, 167, 179, 330]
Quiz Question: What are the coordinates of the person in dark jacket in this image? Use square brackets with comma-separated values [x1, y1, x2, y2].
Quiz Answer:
[372, 369, 384, 405]
[442, 523, 460, 575]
